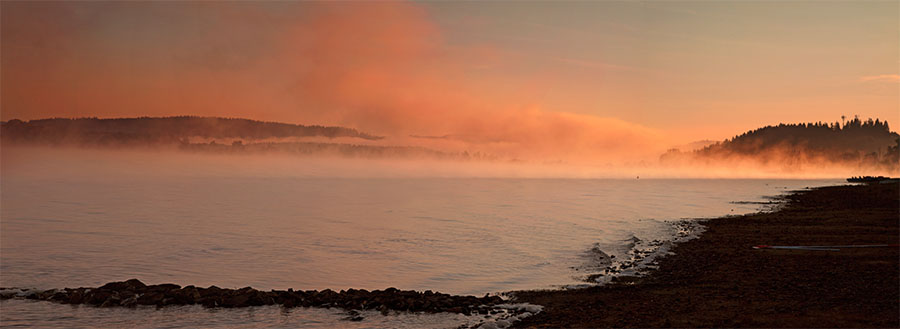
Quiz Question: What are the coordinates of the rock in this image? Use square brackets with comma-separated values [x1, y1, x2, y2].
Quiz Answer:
[99, 296, 121, 307]
[99, 279, 146, 292]
[87, 290, 114, 305]
[200, 297, 220, 308]
[68, 290, 86, 304]
[36, 289, 58, 300]
[200, 286, 222, 297]
[0, 289, 19, 300]
[137, 292, 165, 305]
[149, 283, 181, 292]
[174, 286, 201, 304]
[50, 291, 69, 302]
[247, 291, 273, 306]
[13, 279, 508, 314]
[120, 295, 138, 307]
[222, 292, 251, 308]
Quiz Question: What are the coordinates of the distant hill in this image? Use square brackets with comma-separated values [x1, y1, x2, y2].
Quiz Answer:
[661, 117, 900, 172]
[179, 141, 496, 161]
[669, 140, 717, 152]
[0, 116, 382, 146]
[0, 116, 494, 160]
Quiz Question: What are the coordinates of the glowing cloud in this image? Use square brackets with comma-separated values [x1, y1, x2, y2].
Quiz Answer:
[859, 74, 900, 83]
[1, 1, 667, 163]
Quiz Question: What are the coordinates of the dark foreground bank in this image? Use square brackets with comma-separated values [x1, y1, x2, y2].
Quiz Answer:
[513, 181, 900, 328]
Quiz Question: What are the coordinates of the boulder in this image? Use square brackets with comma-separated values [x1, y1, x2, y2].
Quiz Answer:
[13, 279, 508, 314]
[137, 292, 165, 305]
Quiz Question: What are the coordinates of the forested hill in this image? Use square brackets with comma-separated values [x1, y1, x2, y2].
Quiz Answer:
[699, 118, 897, 155]
[0, 117, 382, 145]
[661, 117, 900, 171]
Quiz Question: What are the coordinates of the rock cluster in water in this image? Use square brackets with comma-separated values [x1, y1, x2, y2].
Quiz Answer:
[0, 279, 504, 315]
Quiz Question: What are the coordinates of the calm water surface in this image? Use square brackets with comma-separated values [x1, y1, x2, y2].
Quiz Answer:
[0, 149, 841, 327]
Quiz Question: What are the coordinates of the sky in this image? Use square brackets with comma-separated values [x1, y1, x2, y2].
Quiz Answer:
[2, 1, 898, 162]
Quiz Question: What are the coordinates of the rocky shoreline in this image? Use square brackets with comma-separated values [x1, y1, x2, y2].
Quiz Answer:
[0, 279, 505, 317]
[512, 181, 900, 328]
[578, 219, 706, 285]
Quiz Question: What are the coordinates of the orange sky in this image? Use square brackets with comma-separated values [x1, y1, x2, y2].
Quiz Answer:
[2, 1, 897, 163]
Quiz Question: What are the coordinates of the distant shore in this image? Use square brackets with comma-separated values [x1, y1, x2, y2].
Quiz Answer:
[512, 181, 900, 328]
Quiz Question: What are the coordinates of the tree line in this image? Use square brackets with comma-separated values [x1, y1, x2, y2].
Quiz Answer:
[0, 116, 383, 146]
[661, 116, 899, 172]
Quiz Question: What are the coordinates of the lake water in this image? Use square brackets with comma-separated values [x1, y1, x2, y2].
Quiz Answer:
[0, 148, 840, 327]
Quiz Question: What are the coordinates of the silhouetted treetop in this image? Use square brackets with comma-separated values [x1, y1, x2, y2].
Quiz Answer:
[697, 117, 894, 156]
[660, 117, 899, 172]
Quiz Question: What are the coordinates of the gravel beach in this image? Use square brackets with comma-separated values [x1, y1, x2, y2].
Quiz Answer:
[513, 181, 899, 328]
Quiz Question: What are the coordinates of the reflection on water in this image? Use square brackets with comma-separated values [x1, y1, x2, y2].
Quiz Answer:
[1, 173, 835, 294]
[0, 149, 840, 327]
[0, 299, 487, 329]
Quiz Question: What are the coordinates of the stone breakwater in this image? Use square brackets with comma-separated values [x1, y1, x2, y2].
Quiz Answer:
[0, 279, 505, 316]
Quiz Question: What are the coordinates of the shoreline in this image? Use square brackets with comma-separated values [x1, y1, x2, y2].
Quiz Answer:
[511, 181, 899, 328]
[2, 182, 896, 328]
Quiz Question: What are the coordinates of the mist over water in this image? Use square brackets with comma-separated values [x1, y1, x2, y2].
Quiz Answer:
[0, 148, 843, 327]
[2, 0, 895, 327]
[2, 148, 840, 294]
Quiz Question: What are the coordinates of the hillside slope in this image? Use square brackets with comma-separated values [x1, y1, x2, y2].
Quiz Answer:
[661, 118, 899, 173]
[0, 117, 382, 146]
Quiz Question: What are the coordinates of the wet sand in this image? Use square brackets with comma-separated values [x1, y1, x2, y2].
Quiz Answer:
[513, 181, 899, 328]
